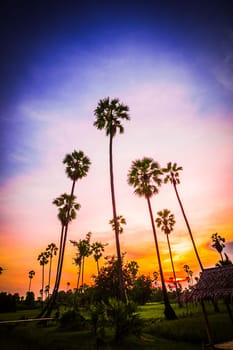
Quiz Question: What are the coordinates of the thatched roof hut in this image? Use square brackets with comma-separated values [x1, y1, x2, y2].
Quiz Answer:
[181, 265, 233, 349]
[181, 265, 233, 303]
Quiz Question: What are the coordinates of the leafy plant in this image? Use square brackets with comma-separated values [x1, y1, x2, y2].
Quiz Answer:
[107, 297, 142, 341]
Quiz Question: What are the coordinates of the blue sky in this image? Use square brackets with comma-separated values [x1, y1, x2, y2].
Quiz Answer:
[0, 0, 233, 295]
[1, 0, 233, 182]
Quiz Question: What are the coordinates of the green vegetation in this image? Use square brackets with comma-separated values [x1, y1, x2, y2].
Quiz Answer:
[0, 301, 232, 349]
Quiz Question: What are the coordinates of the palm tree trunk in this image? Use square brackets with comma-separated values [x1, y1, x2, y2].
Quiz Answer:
[48, 256, 52, 296]
[81, 257, 85, 292]
[147, 197, 177, 320]
[28, 279, 31, 292]
[74, 263, 81, 309]
[166, 234, 182, 307]
[77, 264, 81, 290]
[220, 251, 224, 261]
[172, 177, 204, 271]
[41, 265, 45, 302]
[109, 134, 126, 302]
[96, 259, 100, 275]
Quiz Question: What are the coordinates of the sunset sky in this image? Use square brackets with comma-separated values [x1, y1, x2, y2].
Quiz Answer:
[0, 0, 233, 297]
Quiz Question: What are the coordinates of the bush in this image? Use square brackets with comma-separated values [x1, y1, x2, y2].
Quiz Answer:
[0, 292, 17, 312]
[59, 309, 86, 331]
[107, 298, 143, 341]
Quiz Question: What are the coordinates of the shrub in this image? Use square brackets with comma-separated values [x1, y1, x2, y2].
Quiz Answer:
[59, 309, 86, 331]
[107, 298, 143, 341]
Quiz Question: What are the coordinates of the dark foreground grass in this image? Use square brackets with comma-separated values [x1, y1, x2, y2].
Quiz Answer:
[0, 302, 232, 350]
[0, 324, 202, 350]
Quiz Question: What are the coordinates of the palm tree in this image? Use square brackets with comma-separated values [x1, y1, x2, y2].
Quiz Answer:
[70, 232, 92, 293]
[45, 243, 58, 297]
[42, 150, 90, 317]
[109, 215, 126, 234]
[128, 157, 177, 320]
[91, 241, 108, 275]
[94, 97, 130, 301]
[37, 252, 49, 301]
[183, 264, 193, 287]
[211, 233, 225, 262]
[155, 209, 181, 306]
[28, 270, 35, 292]
[163, 162, 204, 271]
[53, 193, 81, 295]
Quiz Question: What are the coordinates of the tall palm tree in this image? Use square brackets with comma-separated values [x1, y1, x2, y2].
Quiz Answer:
[42, 150, 90, 317]
[109, 215, 126, 234]
[45, 243, 58, 297]
[128, 157, 177, 320]
[155, 209, 181, 306]
[53, 193, 81, 295]
[28, 270, 35, 292]
[94, 97, 130, 301]
[163, 162, 204, 271]
[91, 241, 108, 275]
[37, 252, 49, 301]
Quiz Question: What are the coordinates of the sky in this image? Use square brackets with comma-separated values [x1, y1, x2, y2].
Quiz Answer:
[0, 0, 233, 297]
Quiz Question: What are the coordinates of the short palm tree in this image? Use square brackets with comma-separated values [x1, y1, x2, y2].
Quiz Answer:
[163, 162, 203, 271]
[155, 209, 181, 306]
[128, 157, 177, 320]
[94, 97, 130, 301]
[70, 232, 92, 293]
[91, 241, 108, 275]
[45, 243, 58, 297]
[37, 252, 49, 301]
[70, 232, 92, 307]
[211, 233, 225, 262]
[28, 270, 35, 292]
[109, 215, 126, 234]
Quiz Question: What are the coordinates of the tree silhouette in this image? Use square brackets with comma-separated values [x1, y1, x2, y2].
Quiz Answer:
[28, 270, 35, 292]
[45, 243, 58, 297]
[94, 97, 130, 301]
[163, 162, 203, 271]
[41, 150, 90, 317]
[183, 264, 193, 287]
[128, 157, 177, 320]
[53, 193, 81, 297]
[109, 215, 126, 234]
[91, 241, 108, 275]
[0, 267, 3, 275]
[211, 233, 225, 262]
[70, 232, 92, 293]
[37, 252, 49, 301]
[155, 209, 181, 306]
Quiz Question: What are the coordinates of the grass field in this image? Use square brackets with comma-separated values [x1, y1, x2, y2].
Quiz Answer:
[0, 302, 232, 350]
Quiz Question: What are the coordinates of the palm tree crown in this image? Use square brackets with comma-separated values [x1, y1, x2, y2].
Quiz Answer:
[156, 209, 176, 234]
[93, 97, 130, 137]
[163, 162, 183, 185]
[53, 193, 81, 226]
[128, 157, 162, 197]
[109, 215, 126, 234]
[63, 150, 91, 182]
